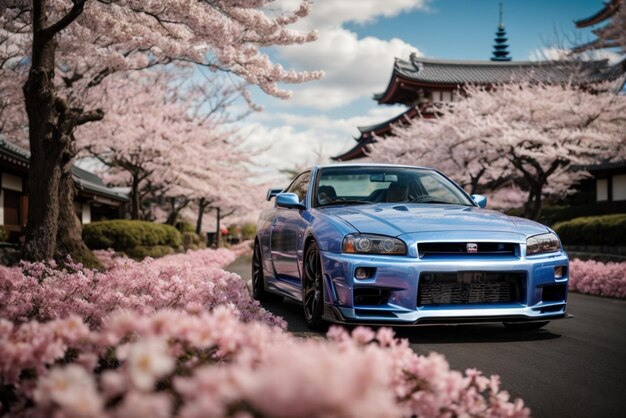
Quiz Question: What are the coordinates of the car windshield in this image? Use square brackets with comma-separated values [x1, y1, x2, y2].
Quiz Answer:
[315, 166, 473, 207]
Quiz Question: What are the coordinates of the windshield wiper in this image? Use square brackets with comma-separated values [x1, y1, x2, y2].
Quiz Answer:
[318, 199, 371, 207]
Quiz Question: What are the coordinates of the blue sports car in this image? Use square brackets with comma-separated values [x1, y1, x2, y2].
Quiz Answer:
[253, 164, 569, 330]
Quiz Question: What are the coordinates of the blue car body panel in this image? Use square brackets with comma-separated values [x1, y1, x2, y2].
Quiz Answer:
[256, 164, 569, 325]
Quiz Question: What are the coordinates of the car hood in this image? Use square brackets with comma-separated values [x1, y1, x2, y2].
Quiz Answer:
[320, 203, 549, 238]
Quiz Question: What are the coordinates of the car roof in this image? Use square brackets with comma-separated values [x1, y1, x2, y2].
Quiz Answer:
[313, 163, 435, 171]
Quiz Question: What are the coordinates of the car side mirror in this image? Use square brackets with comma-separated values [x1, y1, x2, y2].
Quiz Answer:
[275, 193, 305, 210]
[266, 187, 284, 201]
[471, 194, 487, 208]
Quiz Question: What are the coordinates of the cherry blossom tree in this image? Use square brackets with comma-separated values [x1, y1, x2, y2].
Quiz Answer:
[369, 82, 626, 219]
[0, 7, 28, 143]
[76, 69, 254, 228]
[0, 0, 322, 263]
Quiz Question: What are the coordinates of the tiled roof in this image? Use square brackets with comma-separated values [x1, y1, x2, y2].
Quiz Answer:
[0, 137, 30, 163]
[356, 107, 420, 134]
[0, 136, 128, 202]
[587, 160, 626, 172]
[575, 0, 620, 28]
[374, 55, 626, 103]
[387, 54, 624, 89]
[71, 166, 128, 201]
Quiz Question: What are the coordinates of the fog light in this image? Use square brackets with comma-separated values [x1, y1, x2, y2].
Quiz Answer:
[355, 267, 373, 280]
[554, 266, 566, 279]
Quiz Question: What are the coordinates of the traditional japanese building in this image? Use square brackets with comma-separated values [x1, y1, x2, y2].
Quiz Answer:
[334, 0, 626, 162]
[491, 2, 511, 62]
[333, 54, 626, 161]
[0, 137, 128, 242]
[573, 0, 621, 52]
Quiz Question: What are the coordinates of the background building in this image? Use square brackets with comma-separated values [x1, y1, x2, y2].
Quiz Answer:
[0, 137, 128, 242]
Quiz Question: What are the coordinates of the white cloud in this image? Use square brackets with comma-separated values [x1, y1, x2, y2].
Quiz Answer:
[263, 0, 427, 109]
[272, 0, 430, 30]
[276, 28, 421, 109]
[239, 1, 430, 177]
[241, 105, 406, 174]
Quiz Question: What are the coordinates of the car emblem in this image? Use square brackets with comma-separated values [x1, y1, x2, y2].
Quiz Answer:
[466, 243, 478, 253]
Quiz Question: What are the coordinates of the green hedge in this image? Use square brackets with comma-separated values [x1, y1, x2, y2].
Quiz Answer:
[182, 231, 206, 250]
[553, 214, 626, 246]
[125, 245, 176, 259]
[83, 220, 182, 251]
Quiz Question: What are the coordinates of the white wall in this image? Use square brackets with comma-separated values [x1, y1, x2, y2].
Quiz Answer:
[81, 203, 91, 224]
[612, 174, 626, 201]
[596, 178, 608, 201]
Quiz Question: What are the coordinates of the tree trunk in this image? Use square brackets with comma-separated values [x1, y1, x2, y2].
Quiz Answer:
[22, 3, 64, 261]
[523, 185, 543, 220]
[195, 197, 208, 235]
[23, 0, 99, 262]
[56, 160, 102, 269]
[166, 197, 189, 226]
[130, 173, 141, 220]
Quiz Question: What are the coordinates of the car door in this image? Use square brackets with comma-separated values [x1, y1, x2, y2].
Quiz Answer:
[270, 171, 310, 289]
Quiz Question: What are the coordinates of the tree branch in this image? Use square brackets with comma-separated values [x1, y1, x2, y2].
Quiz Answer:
[42, 0, 86, 38]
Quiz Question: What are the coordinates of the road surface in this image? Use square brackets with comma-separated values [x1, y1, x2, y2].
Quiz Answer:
[227, 255, 626, 418]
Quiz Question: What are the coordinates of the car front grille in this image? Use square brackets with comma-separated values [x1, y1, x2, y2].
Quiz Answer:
[417, 242, 518, 258]
[418, 272, 526, 305]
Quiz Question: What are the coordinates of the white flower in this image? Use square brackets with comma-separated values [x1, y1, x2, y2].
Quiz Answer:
[123, 337, 175, 391]
[35, 365, 103, 417]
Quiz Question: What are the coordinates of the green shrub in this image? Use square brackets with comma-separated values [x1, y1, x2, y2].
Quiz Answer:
[175, 221, 196, 233]
[83, 220, 182, 251]
[241, 223, 256, 240]
[553, 214, 626, 246]
[0, 226, 8, 242]
[182, 231, 206, 250]
[125, 245, 176, 260]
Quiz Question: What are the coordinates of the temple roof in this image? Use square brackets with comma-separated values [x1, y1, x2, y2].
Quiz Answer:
[575, 0, 621, 28]
[375, 54, 626, 104]
[333, 107, 428, 162]
[356, 107, 421, 136]
[0, 136, 128, 202]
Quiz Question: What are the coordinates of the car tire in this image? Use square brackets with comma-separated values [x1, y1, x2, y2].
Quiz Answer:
[303, 241, 326, 331]
[503, 321, 549, 330]
[251, 239, 281, 302]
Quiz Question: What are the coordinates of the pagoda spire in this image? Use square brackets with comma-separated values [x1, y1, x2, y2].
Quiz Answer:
[491, 1, 511, 61]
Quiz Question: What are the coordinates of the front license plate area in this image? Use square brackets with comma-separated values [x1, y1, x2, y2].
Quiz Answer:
[418, 271, 524, 305]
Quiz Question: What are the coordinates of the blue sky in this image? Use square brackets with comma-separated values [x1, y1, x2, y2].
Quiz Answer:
[240, 0, 619, 177]
[345, 0, 601, 60]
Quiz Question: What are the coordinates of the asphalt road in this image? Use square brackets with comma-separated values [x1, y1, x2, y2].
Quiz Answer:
[227, 256, 626, 418]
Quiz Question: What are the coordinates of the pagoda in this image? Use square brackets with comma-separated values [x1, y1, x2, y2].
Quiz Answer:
[491, 2, 511, 61]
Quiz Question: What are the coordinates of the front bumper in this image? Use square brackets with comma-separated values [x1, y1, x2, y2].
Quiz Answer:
[320, 249, 569, 326]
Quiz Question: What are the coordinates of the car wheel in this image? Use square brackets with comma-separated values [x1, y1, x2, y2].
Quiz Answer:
[251, 239, 280, 302]
[303, 241, 326, 330]
[503, 321, 549, 330]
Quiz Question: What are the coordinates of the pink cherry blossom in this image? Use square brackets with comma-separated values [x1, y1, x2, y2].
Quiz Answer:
[569, 258, 626, 298]
[368, 82, 626, 218]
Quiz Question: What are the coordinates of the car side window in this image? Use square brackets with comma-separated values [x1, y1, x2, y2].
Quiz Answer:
[286, 171, 311, 203]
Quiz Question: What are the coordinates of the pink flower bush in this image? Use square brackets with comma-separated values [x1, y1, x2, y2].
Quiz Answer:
[0, 250, 281, 329]
[3, 308, 529, 418]
[0, 248, 530, 417]
[569, 259, 626, 299]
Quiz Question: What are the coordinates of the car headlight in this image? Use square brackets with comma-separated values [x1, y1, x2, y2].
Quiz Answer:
[526, 232, 561, 256]
[342, 234, 406, 255]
